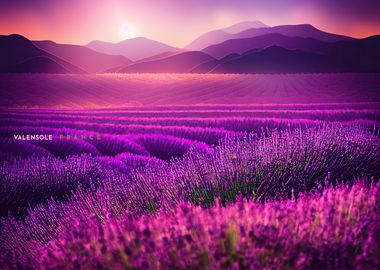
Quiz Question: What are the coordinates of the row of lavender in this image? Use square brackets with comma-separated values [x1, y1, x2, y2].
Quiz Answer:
[0, 104, 379, 217]
[1, 125, 379, 267]
[1, 108, 380, 122]
[0, 104, 379, 164]
[12, 181, 379, 269]
[0, 103, 379, 269]
[5, 102, 380, 111]
[1, 125, 379, 216]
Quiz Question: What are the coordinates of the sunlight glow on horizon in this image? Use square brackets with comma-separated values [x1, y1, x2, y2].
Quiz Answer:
[120, 23, 140, 40]
[0, 0, 379, 47]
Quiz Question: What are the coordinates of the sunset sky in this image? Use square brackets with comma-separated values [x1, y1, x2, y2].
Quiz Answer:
[0, 0, 379, 47]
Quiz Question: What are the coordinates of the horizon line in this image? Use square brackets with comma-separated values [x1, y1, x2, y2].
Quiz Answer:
[2, 21, 378, 48]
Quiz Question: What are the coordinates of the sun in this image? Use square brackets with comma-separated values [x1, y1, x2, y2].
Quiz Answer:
[120, 23, 140, 39]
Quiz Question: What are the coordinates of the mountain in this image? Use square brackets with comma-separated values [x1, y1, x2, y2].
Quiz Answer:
[211, 46, 336, 73]
[186, 21, 268, 50]
[2, 31, 377, 74]
[202, 33, 331, 59]
[187, 23, 352, 51]
[6, 56, 70, 73]
[191, 53, 241, 73]
[134, 50, 189, 63]
[222, 21, 268, 34]
[102, 51, 185, 72]
[86, 37, 178, 61]
[113, 35, 380, 74]
[195, 36, 380, 74]
[118, 51, 214, 73]
[235, 24, 353, 43]
[33, 40, 132, 73]
[328, 35, 380, 72]
[0, 34, 84, 73]
[186, 30, 233, 51]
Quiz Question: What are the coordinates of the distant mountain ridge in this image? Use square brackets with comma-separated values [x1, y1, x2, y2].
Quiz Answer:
[186, 23, 352, 51]
[118, 51, 214, 73]
[0, 34, 84, 73]
[112, 31, 379, 74]
[86, 37, 178, 61]
[236, 24, 353, 43]
[202, 33, 332, 59]
[1, 22, 379, 74]
[222, 21, 268, 34]
[186, 21, 268, 50]
[195, 35, 380, 73]
[7, 56, 70, 73]
[210, 46, 335, 73]
[33, 40, 132, 73]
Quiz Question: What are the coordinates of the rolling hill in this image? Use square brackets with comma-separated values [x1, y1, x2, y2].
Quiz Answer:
[1, 26, 377, 74]
[6, 56, 70, 73]
[186, 21, 268, 50]
[211, 46, 336, 73]
[187, 24, 352, 51]
[195, 35, 380, 73]
[33, 40, 132, 73]
[0, 34, 84, 73]
[86, 37, 178, 61]
[328, 35, 380, 72]
[202, 33, 331, 59]
[222, 21, 268, 34]
[235, 24, 353, 43]
[118, 51, 214, 73]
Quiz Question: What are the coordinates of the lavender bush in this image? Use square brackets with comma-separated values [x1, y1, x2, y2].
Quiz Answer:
[0, 100, 379, 270]
[0, 138, 50, 162]
[0, 155, 107, 217]
[0, 125, 378, 266]
[3, 180, 379, 270]
[129, 134, 213, 160]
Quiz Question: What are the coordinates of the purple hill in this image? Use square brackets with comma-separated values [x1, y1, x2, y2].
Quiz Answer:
[7, 56, 70, 73]
[0, 34, 84, 73]
[191, 53, 241, 73]
[135, 50, 189, 63]
[187, 24, 352, 51]
[86, 37, 178, 61]
[211, 46, 336, 73]
[186, 30, 233, 51]
[33, 40, 132, 73]
[113, 35, 380, 74]
[199, 36, 380, 73]
[222, 21, 268, 34]
[118, 51, 214, 73]
[186, 21, 268, 50]
[202, 33, 331, 59]
[328, 35, 380, 72]
[235, 24, 353, 42]
[102, 51, 187, 73]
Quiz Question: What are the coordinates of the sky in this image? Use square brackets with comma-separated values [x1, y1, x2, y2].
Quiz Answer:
[0, 0, 379, 47]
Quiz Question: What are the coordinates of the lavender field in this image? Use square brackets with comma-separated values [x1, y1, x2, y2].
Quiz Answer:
[1, 73, 380, 107]
[0, 74, 380, 269]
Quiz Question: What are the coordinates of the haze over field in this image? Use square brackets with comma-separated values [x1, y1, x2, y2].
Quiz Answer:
[1, 73, 380, 108]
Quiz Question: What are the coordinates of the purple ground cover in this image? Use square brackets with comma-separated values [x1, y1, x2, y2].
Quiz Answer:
[0, 95, 379, 269]
[2, 180, 378, 269]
